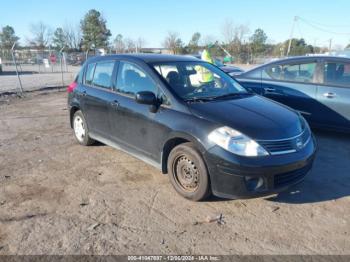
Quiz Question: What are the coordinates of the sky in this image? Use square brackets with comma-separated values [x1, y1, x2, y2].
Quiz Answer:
[1, 0, 350, 48]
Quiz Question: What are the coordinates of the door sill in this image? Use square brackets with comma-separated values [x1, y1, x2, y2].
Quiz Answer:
[89, 133, 162, 170]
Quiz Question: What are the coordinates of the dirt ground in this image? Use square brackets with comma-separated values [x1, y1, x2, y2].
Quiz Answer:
[0, 90, 349, 255]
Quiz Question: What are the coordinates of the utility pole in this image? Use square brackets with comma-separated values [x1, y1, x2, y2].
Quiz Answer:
[328, 38, 333, 53]
[287, 16, 298, 56]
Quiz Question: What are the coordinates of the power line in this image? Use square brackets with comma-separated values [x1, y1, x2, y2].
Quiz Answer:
[298, 17, 350, 36]
[298, 16, 350, 28]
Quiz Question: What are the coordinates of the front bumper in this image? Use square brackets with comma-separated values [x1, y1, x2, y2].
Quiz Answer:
[204, 135, 317, 199]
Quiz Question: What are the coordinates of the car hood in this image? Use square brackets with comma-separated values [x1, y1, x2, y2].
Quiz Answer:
[188, 95, 303, 140]
[220, 66, 243, 73]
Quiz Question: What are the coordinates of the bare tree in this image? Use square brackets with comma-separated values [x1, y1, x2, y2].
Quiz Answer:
[163, 31, 183, 54]
[201, 35, 217, 47]
[64, 23, 82, 50]
[221, 19, 250, 62]
[28, 22, 52, 49]
[136, 37, 146, 52]
[114, 34, 125, 53]
[124, 38, 136, 53]
[222, 19, 236, 45]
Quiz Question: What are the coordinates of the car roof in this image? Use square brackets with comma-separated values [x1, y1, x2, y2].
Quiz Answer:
[270, 55, 350, 63]
[243, 55, 350, 74]
[87, 54, 201, 64]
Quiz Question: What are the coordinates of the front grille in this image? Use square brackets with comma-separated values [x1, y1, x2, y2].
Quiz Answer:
[258, 128, 311, 155]
[274, 164, 311, 188]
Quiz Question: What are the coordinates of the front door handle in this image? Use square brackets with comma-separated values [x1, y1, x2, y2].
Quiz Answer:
[323, 92, 336, 99]
[264, 87, 276, 93]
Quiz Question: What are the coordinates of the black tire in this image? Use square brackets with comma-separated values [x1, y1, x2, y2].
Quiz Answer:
[167, 142, 210, 201]
[72, 110, 95, 146]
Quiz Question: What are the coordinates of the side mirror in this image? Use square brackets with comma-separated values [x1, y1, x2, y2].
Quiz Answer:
[135, 91, 157, 105]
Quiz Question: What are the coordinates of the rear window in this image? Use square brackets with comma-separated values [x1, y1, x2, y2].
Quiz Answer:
[92, 61, 115, 89]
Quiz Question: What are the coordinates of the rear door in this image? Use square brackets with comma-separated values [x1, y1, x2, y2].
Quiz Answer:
[316, 59, 350, 130]
[259, 59, 320, 123]
[81, 60, 117, 138]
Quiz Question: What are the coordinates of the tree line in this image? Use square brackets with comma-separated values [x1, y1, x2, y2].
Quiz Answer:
[0, 9, 346, 63]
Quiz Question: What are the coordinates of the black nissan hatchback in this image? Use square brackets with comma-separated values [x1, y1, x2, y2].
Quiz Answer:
[68, 54, 316, 201]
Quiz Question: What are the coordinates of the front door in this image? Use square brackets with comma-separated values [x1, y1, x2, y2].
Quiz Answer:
[109, 61, 169, 161]
[260, 60, 319, 123]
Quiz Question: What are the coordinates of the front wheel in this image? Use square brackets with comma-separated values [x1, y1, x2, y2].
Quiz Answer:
[167, 142, 210, 201]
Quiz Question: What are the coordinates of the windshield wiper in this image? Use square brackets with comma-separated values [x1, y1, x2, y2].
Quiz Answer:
[184, 92, 252, 103]
[209, 92, 252, 100]
[184, 97, 216, 103]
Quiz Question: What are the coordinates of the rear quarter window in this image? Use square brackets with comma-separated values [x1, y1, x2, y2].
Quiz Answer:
[85, 63, 96, 85]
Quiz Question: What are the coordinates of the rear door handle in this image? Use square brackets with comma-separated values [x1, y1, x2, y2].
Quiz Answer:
[110, 100, 120, 108]
[78, 91, 87, 97]
[323, 92, 336, 99]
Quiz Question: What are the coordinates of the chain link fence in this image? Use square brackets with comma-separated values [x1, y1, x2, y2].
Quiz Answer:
[0, 48, 274, 95]
[0, 49, 86, 94]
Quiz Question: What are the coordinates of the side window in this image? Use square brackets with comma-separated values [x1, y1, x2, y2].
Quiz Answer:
[263, 62, 316, 83]
[92, 61, 115, 89]
[85, 63, 96, 85]
[324, 61, 350, 87]
[244, 68, 262, 79]
[116, 61, 157, 95]
[282, 63, 316, 83]
[263, 65, 283, 80]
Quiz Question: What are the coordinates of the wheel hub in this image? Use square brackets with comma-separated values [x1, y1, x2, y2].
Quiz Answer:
[174, 156, 199, 192]
[74, 116, 85, 142]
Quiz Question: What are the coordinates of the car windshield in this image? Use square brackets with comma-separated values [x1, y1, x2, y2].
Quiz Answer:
[153, 61, 247, 101]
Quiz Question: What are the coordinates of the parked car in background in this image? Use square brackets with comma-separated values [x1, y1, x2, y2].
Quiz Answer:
[191, 55, 244, 76]
[214, 58, 244, 76]
[68, 54, 316, 201]
[236, 56, 350, 132]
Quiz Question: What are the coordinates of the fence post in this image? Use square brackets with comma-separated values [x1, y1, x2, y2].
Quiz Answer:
[59, 47, 65, 90]
[11, 43, 24, 95]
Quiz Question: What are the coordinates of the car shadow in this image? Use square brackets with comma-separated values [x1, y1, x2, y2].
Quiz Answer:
[0, 71, 37, 76]
[268, 129, 350, 204]
[90, 141, 106, 147]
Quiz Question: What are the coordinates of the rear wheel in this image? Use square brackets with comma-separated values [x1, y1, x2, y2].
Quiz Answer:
[167, 142, 210, 201]
[73, 110, 95, 146]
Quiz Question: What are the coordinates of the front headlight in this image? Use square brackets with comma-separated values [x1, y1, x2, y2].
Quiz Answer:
[208, 127, 269, 157]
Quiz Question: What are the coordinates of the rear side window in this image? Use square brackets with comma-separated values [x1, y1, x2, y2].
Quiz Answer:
[85, 63, 96, 85]
[92, 61, 115, 89]
[324, 61, 350, 87]
[263, 62, 316, 83]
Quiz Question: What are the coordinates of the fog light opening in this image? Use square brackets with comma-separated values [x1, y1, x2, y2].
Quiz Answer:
[245, 176, 265, 191]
